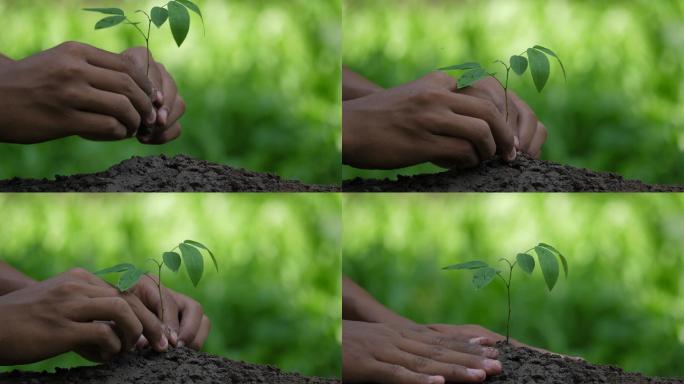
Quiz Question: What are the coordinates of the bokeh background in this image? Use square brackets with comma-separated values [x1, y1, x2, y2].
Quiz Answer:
[343, 194, 684, 377]
[0, 0, 341, 184]
[343, 0, 684, 185]
[0, 194, 341, 378]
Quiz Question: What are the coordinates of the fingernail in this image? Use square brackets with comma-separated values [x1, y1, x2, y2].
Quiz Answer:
[158, 107, 168, 126]
[177, 340, 185, 348]
[170, 330, 178, 346]
[507, 146, 517, 161]
[467, 368, 486, 379]
[514, 135, 520, 149]
[484, 358, 502, 372]
[469, 337, 487, 345]
[428, 376, 444, 384]
[158, 334, 168, 350]
[146, 109, 157, 125]
[483, 347, 498, 358]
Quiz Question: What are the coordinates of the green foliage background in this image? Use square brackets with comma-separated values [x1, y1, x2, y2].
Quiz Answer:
[342, 0, 684, 185]
[0, 194, 341, 378]
[343, 194, 684, 377]
[0, 0, 341, 184]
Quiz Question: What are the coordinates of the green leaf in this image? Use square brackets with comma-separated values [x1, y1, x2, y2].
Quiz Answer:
[457, 67, 488, 89]
[527, 48, 550, 92]
[472, 267, 497, 289]
[443, 260, 489, 270]
[438, 62, 482, 71]
[510, 55, 528, 76]
[163, 252, 181, 272]
[533, 45, 566, 81]
[535, 246, 559, 291]
[168, 1, 191, 47]
[184, 240, 218, 271]
[175, 0, 203, 21]
[151, 7, 169, 28]
[95, 15, 126, 30]
[516, 253, 535, 274]
[538, 243, 568, 278]
[117, 268, 145, 292]
[83, 7, 124, 15]
[179, 243, 204, 287]
[94, 263, 135, 275]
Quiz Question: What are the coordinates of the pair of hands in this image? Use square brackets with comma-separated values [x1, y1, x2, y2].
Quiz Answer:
[0, 41, 184, 144]
[0, 268, 208, 365]
[342, 71, 547, 170]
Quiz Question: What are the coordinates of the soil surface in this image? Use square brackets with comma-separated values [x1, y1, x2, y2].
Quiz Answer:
[0, 347, 340, 384]
[485, 341, 683, 384]
[343, 153, 684, 192]
[0, 155, 338, 192]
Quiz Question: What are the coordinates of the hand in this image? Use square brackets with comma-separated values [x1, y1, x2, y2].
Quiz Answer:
[457, 76, 547, 158]
[122, 47, 185, 144]
[129, 274, 210, 350]
[342, 71, 516, 170]
[0, 268, 167, 365]
[0, 42, 157, 144]
[343, 320, 502, 384]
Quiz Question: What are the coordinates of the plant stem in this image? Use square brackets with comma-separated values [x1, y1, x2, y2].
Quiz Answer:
[157, 261, 165, 321]
[497, 258, 516, 343]
[503, 67, 510, 122]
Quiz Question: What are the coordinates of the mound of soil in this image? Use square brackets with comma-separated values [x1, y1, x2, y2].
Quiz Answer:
[0, 347, 340, 384]
[486, 342, 683, 384]
[343, 153, 684, 192]
[0, 155, 338, 192]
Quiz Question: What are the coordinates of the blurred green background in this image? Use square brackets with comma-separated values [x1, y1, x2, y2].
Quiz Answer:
[0, 194, 341, 378]
[342, 0, 684, 185]
[0, 0, 341, 184]
[343, 194, 684, 377]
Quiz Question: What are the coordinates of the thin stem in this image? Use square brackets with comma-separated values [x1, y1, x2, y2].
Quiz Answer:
[504, 68, 510, 122]
[498, 258, 516, 343]
[157, 261, 165, 321]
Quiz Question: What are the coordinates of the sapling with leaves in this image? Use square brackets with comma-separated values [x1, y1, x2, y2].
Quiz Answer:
[442, 243, 567, 343]
[439, 45, 566, 122]
[94, 240, 217, 322]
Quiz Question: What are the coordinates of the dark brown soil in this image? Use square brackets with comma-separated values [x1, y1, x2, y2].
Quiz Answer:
[343, 153, 684, 192]
[485, 342, 683, 384]
[0, 347, 340, 384]
[0, 155, 338, 192]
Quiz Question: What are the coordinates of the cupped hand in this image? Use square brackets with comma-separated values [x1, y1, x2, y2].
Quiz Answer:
[457, 76, 547, 158]
[0, 41, 157, 144]
[130, 274, 210, 350]
[342, 71, 516, 170]
[122, 47, 185, 145]
[0, 268, 167, 365]
[343, 320, 502, 384]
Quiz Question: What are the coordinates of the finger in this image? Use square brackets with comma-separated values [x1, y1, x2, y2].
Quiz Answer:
[74, 321, 122, 361]
[444, 93, 516, 161]
[460, 85, 520, 149]
[69, 111, 128, 141]
[139, 122, 182, 145]
[86, 65, 157, 127]
[397, 340, 501, 374]
[74, 88, 141, 137]
[84, 45, 154, 97]
[427, 135, 479, 169]
[157, 64, 179, 128]
[402, 329, 498, 358]
[175, 292, 204, 348]
[528, 121, 547, 158]
[189, 315, 211, 350]
[134, 279, 181, 346]
[511, 94, 538, 152]
[67, 297, 142, 353]
[161, 291, 181, 347]
[376, 348, 486, 383]
[371, 360, 445, 384]
[120, 291, 168, 353]
[427, 113, 496, 161]
[422, 71, 457, 91]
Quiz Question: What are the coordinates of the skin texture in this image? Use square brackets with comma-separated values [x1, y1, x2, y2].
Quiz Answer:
[342, 276, 562, 383]
[0, 42, 183, 145]
[0, 263, 208, 365]
[342, 68, 546, 169]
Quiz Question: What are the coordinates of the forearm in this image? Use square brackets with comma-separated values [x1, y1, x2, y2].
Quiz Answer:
[0, 262, 37, 295]
[342, 276, 415, 326]
[342, 67, 384, 101]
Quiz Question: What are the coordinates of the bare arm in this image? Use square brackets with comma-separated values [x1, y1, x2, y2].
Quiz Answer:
[0, 261, 36, 296]
[342, 67, 384, 101]
[342, 276, 414, 326]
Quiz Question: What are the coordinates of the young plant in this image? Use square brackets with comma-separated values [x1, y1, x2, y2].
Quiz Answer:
[94, 239, 217, 321]
[442, 243, 567, 343]
[439, 45, 566, 122]
[83, 0, 204, 75]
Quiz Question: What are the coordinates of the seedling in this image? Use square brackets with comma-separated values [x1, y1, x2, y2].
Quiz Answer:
[439, 45, 566, 122]
[95, 239, 217, 321]
[442, 243, 567, 343]
[83, 0, 204, 75]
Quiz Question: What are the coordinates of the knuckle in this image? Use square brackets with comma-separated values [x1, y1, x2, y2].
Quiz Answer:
[411, 356, 430, 369]
[93, 322, 115, 342]
[430, 345, 445, 358]
[59, 41, 83, 54]
[102, 117, 127, 139]
[481, 100, 500, 120]
[67, 267, 91, 280]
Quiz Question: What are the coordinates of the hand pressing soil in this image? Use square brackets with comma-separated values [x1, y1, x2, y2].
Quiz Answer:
[0, 347, 340, 384]
[343, 153, 684, 192]
[486, 341, 683, 384]
[0, 155, 339, 192]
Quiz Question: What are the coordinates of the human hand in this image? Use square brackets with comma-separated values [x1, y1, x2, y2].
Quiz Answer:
[122, 47, 185, 144]
[457, 76, 547, 158]
[342, 71, 516, 170]
[0, 268, 168, 365]
[129, 274, 210, 350]
[0, 42, 157, 144]
[343, 320, 502, 384]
